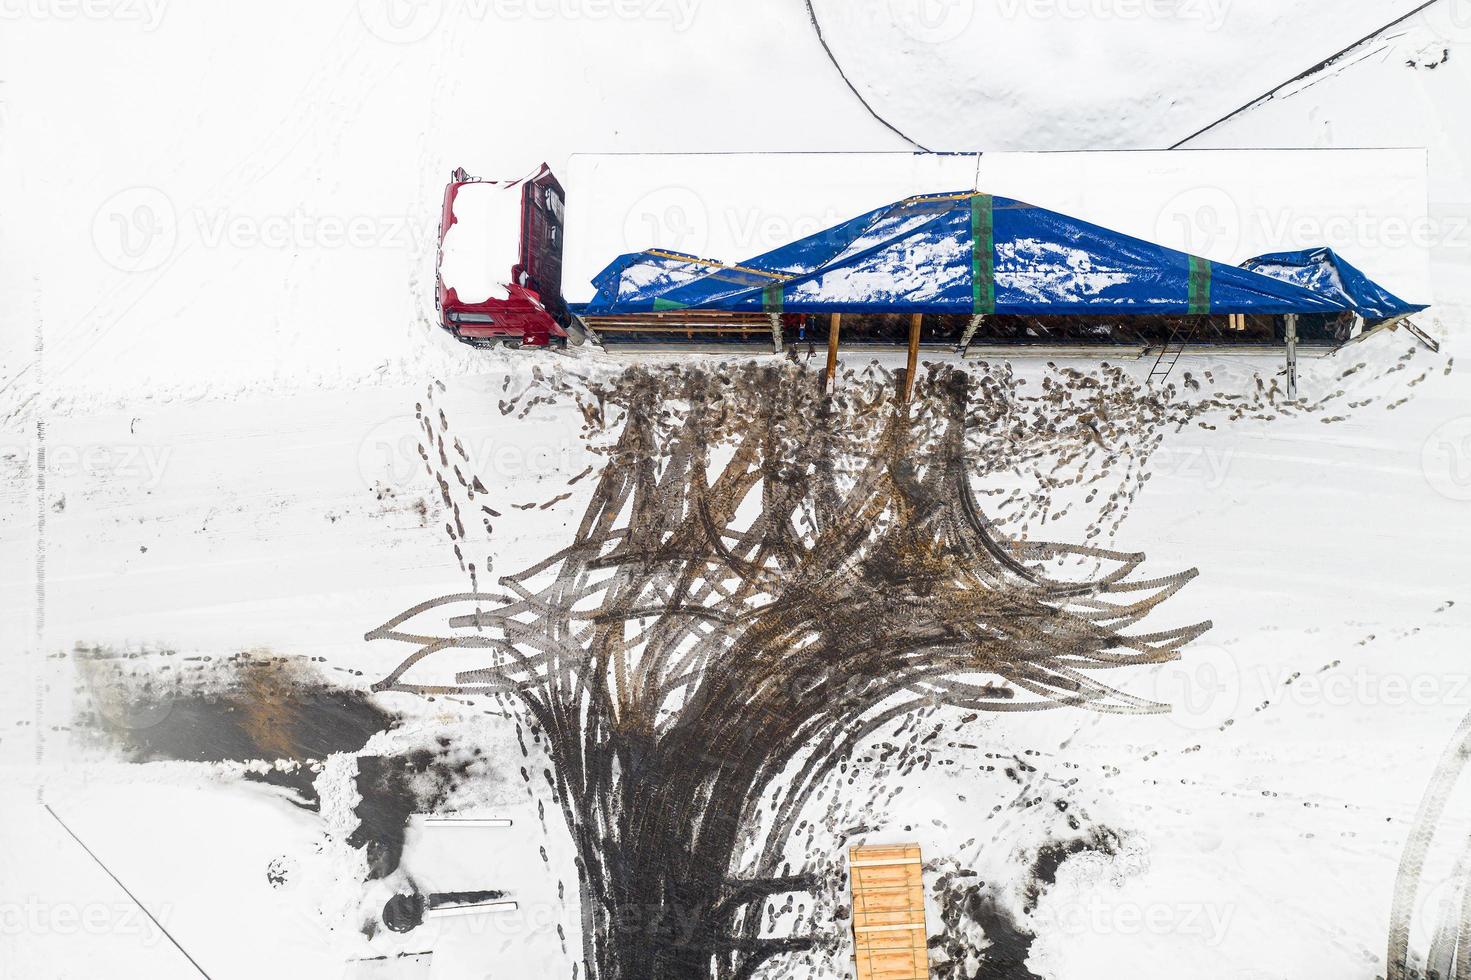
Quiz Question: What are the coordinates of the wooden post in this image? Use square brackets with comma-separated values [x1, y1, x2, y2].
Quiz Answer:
[1284, 313, 1299, 399]
[825, 312, 842, 393]
[903, 313, 922, 402]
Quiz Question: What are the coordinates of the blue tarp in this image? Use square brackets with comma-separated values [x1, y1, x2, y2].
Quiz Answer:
[1238, 246, 1424, 321]
[583, 192, 1427, 321]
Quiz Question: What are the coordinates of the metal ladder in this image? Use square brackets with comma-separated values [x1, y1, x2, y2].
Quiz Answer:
[1148, 321, 1196, 386]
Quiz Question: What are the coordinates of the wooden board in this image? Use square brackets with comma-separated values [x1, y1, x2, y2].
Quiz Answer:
[849, 844, 929, 980]
[582, 311, 775, 339]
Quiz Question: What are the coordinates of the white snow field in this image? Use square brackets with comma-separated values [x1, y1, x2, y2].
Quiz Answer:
[2, 2, 1470, 980]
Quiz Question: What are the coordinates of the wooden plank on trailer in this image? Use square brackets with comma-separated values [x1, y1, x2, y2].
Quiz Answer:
[850, 843, 929, 980]
[584, 310, 778, 341]
[588, 325, 768, 335]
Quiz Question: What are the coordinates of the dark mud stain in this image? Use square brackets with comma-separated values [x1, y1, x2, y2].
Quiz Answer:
[266, 856, 293, 888]
[382, 892, 427, 933]
[349, 741, 481, 879]
[383, 889, 509, 933]
[433, 888, 508, 906]
[929, 826, 1120, 980]
[75, 649, 398, 766]
[244, 762, 323, 810]
[931, 870, 1041, 980]
[76, 644, 511, 897]
[1023, 827, 1122, 914]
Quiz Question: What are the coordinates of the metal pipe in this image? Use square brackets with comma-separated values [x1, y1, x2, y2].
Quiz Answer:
[415, 816, 514, 828]
[1285, 313, 1299, 399]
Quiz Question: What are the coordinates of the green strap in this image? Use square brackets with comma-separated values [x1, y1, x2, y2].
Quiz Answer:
[971, 194, 995, 315]
[762, 283, 784, 314]
[1187, 255, 1212, 315]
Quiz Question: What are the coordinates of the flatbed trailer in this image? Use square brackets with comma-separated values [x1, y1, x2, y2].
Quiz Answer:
[434, 151, 1429, 377]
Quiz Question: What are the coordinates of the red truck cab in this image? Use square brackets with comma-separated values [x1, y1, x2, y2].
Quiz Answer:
[436, 165, 569, 348]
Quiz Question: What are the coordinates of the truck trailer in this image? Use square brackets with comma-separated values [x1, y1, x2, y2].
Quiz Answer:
[434, 152, 1431, 374]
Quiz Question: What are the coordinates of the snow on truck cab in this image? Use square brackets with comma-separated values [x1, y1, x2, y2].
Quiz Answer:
[436, 165, 570, 348]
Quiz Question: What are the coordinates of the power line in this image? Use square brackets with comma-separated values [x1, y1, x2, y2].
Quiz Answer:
[1171, 0, 1445, 148]
[44, 804, 214, 980]
[803, 1, 932, 151]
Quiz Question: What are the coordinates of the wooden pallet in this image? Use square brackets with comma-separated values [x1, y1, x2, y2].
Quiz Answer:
[849, 844, 929, 980]
[583, 311, 774, 337]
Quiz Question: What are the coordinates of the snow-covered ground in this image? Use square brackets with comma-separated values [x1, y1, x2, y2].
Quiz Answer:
[3, 2, 1471, 979]
[5, 341, 1469, 980]
[807, 0, 1436, 151]
[0, 0, 891, 406]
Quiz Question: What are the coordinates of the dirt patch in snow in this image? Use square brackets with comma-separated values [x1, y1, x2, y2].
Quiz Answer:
[74, 647, 399, 769]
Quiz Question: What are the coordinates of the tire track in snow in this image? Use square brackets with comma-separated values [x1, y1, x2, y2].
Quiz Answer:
[33, 297, 47, 802]
[1386, 706, 1471, 980]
